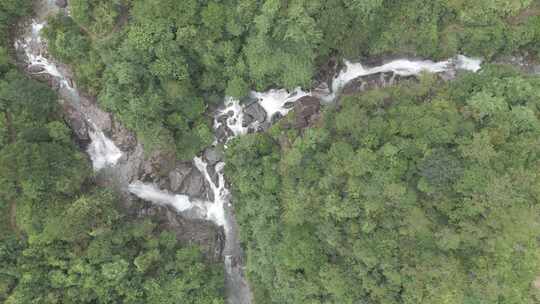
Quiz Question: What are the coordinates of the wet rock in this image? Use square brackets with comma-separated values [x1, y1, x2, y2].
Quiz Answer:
[139, 204, 224, 262]
[203, 179, 215, 202]
[27, 65, 45, 74]
[314, 56, 340, 91]
[257, 122, 272, 132]
[111, 119, 137, 151]
[271, 112, 283, 124]
[32, 73, 53, 84]
[169, 163, 193, 192]
[142, 150, 177, 181]
[204, 147, 223, 165]
[294, 96, 321, 129]
[312, 82, 331, 99]
[207, 164, 220, 187]
[240, 95, 258, 105]
[341, 72, 415, 95]
[243, 102, 266, 123]
[241, 114, 254, 127]
[179, 166, 206, 199]
[439, 69, 457, 81]
[55, 0, 68, 8]
[217, 114, 229, 124]
[61, 102, 90, 142]
[216, 125, 234, 143]
[79, 96, 113, 132]
[283, 101, 296, 109]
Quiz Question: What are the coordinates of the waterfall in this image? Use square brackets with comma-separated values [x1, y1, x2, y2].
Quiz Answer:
[131, 54, 485, 219]
[87, 126, 123, 171]
[128, 181, 193, 212]
[16, 19, 123, 171]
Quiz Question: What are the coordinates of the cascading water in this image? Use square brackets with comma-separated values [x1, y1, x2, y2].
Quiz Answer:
[16, 17, 123, 172]
[87, 123, 124, 171]
[15, 4, 485, 303]
[129, 53, 483, 304]
[128, 181, 193, 212]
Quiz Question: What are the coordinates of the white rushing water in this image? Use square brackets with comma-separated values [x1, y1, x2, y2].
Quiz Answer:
[455, 55, 483, 72]
[215, 98, 248, 137]
[128, 181, 193, 211]
[126, 54, 483, 304]
[87, 127, 124, 171]
[251, 87, 310, 120]
[16, 21, 73, 90]
[331, 55, 482, 99]
[16, 19, 123, 171]
[128, 158, 228, 228]
[214, 54, 484, 139]
[194, 158, 228, 228]
[133, 54, 484, 222]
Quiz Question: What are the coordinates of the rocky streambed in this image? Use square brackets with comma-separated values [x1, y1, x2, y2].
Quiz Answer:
[14, 1, 487, 303]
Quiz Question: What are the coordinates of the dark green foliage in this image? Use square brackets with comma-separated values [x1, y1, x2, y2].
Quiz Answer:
[0, 69, 225, 300]
[0, 8, 224, 302]
[4, 191, 224, 304]
[42, 0, 540, 161]
[226, 68, 540, 303]
[42, 15, 103, 95]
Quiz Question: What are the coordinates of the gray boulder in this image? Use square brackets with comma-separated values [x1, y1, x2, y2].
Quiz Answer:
[341, 72, 414, 95]
[206, 164, 220, 187]
[27, 65, 45, 74]
[243, 102, 267, 123]
[216, 125, 234, 143]
[169, 163, 193, 192]
[294, 96, 321, 129]
[271, 112, 283, 124]
[55, 0, 68, 8]
[204, 147, 223, 165]
[179, 166, 206, 199]
[61, 102, 89, 142]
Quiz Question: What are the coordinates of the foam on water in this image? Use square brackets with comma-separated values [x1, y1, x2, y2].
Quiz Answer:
[17, 19, 123, 172]
[215, 98, 247, 137]
[250, 87, 310, 120]
[455, 55, 482, 72]
[87, 126, 124, 171]
[193, 157, 228, 228]
[128, 181, 193, 211]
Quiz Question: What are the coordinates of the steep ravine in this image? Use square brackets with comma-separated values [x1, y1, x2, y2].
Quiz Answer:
[14, 2, 485, 304]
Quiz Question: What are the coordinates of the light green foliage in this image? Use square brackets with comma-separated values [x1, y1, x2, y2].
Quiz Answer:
[0, 67, 225, 303]
[5, 191, 224, 303]
[43, 0, 540, 160]
[69, 0, 121, 36]
[0, 8, 225, 302]
[42, 15, 103, 95]
[226, 67, 540, 303]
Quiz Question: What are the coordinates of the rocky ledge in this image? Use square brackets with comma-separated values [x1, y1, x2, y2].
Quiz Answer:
[137, 202, 225, 262]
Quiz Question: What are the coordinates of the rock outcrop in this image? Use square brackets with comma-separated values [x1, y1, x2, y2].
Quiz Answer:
[242, 102, 266, 126]
[138, 203, 224, 262]
[55, 0, 67, 8]
[341, 71, 415, 95]
[204, 147, 224, 165]
[293, 96, 321, 129]
[61, 101, 90, 143]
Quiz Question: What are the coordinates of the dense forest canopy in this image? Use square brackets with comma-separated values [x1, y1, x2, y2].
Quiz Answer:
[0, 1, 224, 303]
[2, 0, 540, 303]
[226, 68, 540, 303]
[42, 0, 540, 159]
